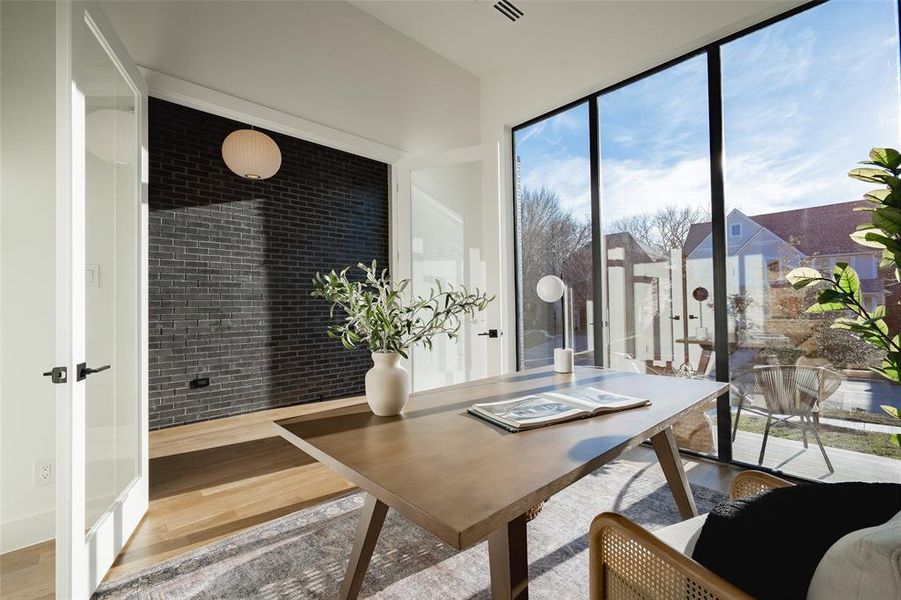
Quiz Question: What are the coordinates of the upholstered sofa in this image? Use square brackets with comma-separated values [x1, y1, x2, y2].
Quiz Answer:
[588, 471, 901, 599]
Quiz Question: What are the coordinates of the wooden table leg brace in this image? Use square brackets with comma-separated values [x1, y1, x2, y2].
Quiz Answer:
[650, 426, 699, 520]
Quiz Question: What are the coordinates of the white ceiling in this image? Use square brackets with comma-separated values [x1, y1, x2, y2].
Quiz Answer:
[354, 0, 802, 81]
[101, 0, 805, 152]
[100, 0, 483, 154]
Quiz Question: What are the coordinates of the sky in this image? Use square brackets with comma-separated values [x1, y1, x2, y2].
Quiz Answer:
[514, 0, 901, 226]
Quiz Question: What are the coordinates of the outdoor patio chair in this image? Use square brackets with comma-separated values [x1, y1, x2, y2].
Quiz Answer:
[730, 366, 842, 473]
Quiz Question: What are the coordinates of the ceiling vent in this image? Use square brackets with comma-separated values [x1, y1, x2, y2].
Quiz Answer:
[493, 0, 524, 22]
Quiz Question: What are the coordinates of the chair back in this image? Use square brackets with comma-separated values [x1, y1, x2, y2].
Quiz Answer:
[753, 366, 841, 416]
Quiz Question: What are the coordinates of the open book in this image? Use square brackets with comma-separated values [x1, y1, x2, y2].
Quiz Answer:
[468, 387, 651, 432]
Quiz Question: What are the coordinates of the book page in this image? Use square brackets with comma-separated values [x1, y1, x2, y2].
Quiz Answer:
[547, 387, 647, 412]
[474, 395, 586, 424]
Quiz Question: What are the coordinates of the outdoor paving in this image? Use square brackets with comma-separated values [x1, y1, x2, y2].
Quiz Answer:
[732, 429, 901, 483]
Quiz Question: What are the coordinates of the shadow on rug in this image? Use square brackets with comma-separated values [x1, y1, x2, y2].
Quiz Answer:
[94, 459, 725, 599]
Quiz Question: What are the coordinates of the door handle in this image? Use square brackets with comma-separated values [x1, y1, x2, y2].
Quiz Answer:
[42, 366, 68, 384]
[77, 363, 111, 381]
[477, 329, 501, 338]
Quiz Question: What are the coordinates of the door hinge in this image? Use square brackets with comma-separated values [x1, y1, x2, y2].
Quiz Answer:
[42, 366, 67, 384]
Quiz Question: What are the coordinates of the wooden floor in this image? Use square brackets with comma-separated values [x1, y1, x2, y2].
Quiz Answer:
[1, 395, 738, 600]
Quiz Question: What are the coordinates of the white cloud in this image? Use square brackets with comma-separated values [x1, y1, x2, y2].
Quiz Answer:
[599, 157, 711, 224]
[521, 154, 591, 219]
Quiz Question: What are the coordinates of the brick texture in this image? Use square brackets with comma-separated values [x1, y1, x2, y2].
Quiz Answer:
[149, 98, 389, 429]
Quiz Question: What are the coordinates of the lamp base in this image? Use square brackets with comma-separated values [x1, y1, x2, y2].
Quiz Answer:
[554, 348, 574, 373]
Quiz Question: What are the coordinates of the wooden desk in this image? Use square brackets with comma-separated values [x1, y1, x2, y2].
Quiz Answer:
[275, 366, 727, 599]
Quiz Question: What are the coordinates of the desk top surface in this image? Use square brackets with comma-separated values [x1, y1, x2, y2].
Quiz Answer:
[275, 366, 726, 548]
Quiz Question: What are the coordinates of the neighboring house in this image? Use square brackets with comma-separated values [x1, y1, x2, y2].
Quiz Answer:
[684, 201, 896, 335]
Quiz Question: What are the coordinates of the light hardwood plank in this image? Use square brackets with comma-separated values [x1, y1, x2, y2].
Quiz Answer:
[1, 391, 740, 598]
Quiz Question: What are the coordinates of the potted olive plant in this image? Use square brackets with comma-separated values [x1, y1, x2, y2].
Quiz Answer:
[312, 261, 493, 416]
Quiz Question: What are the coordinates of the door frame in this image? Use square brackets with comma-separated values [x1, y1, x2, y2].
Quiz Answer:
[55, 2, 149, 597]
[391, 143, 506, 383]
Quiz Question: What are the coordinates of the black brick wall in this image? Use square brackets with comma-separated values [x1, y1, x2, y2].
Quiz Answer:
[149, 98, 389, 429]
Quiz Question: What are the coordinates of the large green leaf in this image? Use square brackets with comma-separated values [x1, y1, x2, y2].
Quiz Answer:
[785, 267, 822, 289]
[851, 227, 888, 248]
[866, 148, 901, 171]
[849, 167, 889, 183]
[832, 263, 861, 301]
[806, 301, 846, 314]
[865, 232, 901, 253]
[874, 207, 901, 234]
[865, 188, 891, 202]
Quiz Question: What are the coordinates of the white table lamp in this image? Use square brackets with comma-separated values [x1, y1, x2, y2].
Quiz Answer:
[536, 275, 574, 373]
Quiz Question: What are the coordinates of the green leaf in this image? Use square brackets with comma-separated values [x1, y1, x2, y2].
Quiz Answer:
[850, 227, 887, 248]
[868, 148, 901, 171]
[882, 405, 900, 420]
[865, 232, 901, 253]
[891, 433, 901, 448]
[832, 263, 861, 301]
[874, 207, 901, 234]
[806, 301, 846, 314]
[849, 167, 889, 183]
[864, 188, 892, 203]
[785, 267, 822, 289]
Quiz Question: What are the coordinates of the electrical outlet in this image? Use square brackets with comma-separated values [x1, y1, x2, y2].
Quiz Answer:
[34, 460, 54, 486]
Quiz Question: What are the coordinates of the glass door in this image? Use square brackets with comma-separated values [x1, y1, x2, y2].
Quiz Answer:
[56, 3, 148, 597]
[393, 144, 504, 391]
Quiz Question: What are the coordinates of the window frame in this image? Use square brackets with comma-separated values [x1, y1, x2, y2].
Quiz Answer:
[510, 0, 901, 476]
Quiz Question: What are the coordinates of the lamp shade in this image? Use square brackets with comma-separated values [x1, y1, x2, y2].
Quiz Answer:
[221, 129, 282, 180]
[536, 275, 565, 303]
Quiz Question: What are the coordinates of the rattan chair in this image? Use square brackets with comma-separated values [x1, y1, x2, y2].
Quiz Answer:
[730, 366, 842, 473]
[588, 471, 793, 600]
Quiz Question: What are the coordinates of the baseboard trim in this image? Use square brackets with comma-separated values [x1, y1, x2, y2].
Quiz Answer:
[1, 510, 54, 554]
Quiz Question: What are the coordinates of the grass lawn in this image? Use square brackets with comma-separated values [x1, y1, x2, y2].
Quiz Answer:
[736, 414, 901, 460]
[818, 406, 899, 427]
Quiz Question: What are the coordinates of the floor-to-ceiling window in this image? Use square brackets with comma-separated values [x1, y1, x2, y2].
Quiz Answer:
[514, 103, 593, 369]
[597, 53, 719, 455]
[511, 0, 901, 481]
[721, 0, 901, 479]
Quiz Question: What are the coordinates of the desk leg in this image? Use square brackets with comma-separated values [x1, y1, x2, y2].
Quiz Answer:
[650, 426, 698, 520]
[339, 493, 388, 600]
[488, 513, 529, 600]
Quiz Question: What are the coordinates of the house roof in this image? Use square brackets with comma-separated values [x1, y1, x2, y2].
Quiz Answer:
[682, 200, 871, 257]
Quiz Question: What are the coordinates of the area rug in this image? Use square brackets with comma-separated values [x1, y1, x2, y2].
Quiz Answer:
[93, 457, 726, 599]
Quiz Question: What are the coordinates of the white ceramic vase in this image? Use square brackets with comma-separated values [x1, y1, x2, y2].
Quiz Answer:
[364, 352, 410, 416]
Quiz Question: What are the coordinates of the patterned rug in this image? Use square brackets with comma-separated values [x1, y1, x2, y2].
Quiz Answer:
[94, 456, 726, 599]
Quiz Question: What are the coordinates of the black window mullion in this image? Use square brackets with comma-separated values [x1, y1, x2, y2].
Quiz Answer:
[588, 97, 604, 367]
[706, 46, 732, 462]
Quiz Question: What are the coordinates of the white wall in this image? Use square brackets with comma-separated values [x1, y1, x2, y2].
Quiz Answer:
[0, 1, 58, 553]
[99, 0, 481, 156]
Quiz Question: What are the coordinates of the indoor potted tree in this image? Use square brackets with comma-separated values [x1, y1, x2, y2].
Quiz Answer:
[312, 261, 493, 416]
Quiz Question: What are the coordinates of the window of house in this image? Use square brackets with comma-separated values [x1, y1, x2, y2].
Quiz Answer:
[730, 223, 742, 237]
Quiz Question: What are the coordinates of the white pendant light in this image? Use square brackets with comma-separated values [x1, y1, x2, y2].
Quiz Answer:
[221, 128, 282, 180]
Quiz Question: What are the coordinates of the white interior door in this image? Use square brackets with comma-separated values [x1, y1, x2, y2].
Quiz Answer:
[55, 3, 148, 597]
[392, 144, 505, 391]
